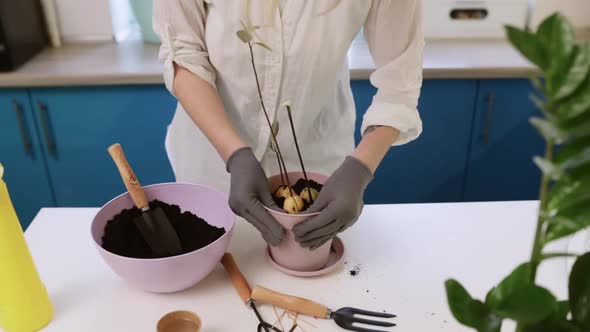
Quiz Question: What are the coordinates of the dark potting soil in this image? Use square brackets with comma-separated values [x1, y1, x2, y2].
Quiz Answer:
[272, 178, 323, 213]
[292, 178, 323, 195]
[101, 199, 225, 259]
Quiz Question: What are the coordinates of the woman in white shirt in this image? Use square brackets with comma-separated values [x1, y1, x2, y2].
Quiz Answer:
[153, 0, 424, 249]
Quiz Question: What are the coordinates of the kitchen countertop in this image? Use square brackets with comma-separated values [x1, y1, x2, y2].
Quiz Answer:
[0, 38, 541, 88]
[12, 201, 575, 332]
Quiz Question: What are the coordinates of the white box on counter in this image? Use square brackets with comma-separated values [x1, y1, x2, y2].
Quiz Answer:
[423, 0, 530, 39]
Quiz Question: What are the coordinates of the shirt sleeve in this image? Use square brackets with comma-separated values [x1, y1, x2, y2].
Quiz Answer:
[153, 0, 216, 95]
[362, 0, 425, 146]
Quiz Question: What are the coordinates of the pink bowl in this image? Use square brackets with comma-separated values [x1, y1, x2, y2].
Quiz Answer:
[265, 172, 332, 272]
[91, 183, 235, 293]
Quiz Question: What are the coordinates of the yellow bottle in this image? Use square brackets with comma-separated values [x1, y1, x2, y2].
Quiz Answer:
[0, 163, 53, 332]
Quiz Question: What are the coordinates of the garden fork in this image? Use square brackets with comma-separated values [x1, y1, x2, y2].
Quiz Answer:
[252, 286, 396, 332]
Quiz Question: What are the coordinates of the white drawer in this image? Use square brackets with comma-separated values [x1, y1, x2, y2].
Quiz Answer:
[423, 1, 530, 39]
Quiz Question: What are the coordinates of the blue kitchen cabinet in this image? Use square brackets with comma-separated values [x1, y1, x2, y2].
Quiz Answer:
[352, 80, 478, 204]
[463, 79, 545, 201]
[29, 85, 177, 208]
[0, 89, 55, 228]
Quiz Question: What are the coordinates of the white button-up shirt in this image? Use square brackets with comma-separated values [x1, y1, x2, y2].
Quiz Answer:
[153, 0, 424, 193]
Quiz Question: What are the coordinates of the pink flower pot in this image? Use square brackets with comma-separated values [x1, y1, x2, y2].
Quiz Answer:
[264, 172, 332, 272]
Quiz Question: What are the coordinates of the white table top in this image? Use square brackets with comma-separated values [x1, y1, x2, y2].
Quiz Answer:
[13, 201, 574, 332]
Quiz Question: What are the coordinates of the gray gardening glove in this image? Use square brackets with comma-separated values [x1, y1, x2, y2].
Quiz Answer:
[226, 147, 285, 245]
[293, 156, 373, 250]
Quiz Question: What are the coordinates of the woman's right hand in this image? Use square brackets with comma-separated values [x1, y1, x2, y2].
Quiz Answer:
[226, 147, 285, 245]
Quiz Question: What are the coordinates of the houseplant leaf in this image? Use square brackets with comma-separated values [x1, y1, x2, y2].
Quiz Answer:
[536, 13, 575, 60]
[492, 284, 557, 324]
[559, 87, 590, 122]
[548, 174, 590, 215]
[537, 13, 576, 96]
[445, 280, 502, 332]
[555, 136, 590, 171]
[530, 117, 568, 143]
[236, 29, 253, 43]
[505, 26, 548, 70]
[534, 157, 564, 180]
[486, 263, 531, 308]
[569, 253, 590, 327]
[521, 301, 582, 332]
[561, 112, 590, 139]
[545, 208, 590, 243]
[553, 44, 590, 101]
[253, 42, 272, 51]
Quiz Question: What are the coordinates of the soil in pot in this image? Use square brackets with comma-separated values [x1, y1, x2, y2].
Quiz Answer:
[101, 200, 225, 259]
[272, 178, 323, 213]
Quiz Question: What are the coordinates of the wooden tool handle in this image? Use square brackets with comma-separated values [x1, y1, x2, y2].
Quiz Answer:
[108, 143, 148, 209]
[220, 253, 252, 304]
[251, 285, 330, 319]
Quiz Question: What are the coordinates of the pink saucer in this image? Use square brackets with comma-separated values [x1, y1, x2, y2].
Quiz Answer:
[266, 237, 345, 277]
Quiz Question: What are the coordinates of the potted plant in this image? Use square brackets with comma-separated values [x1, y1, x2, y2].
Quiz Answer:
[444, 13, 590, 332]
[236, 21, 333, 272]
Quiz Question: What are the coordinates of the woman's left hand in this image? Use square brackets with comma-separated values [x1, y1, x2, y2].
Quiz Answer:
[292, 156, 373, 250]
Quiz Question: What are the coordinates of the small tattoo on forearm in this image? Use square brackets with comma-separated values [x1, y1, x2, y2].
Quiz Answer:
[364, 125, 384, 134]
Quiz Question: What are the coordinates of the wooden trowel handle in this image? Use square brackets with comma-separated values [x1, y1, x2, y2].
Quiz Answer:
[221, 253, 252, 304]
[251, 285, 330, 319]
[108, 143, 149, 209]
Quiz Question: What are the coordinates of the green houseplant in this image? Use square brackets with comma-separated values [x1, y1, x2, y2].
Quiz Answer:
[445, 13, 590, 332]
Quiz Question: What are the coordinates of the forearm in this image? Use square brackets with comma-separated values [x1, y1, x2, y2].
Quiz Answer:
[352, 126, 400, 173]
[173, 63, 245, 161]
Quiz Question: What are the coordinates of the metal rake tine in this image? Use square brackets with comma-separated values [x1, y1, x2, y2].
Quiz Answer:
[350, 307, 397, 318]
[346, 325, 393, 332]
[351, 316, 396, 328]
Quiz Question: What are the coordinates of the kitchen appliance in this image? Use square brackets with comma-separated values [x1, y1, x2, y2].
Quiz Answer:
[423, 0, 532, 39]
[0, 0, 49, 71]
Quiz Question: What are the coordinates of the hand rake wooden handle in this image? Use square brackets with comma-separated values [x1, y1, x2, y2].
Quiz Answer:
[251, 285, 330, 319]
[220, 253, 252, 304]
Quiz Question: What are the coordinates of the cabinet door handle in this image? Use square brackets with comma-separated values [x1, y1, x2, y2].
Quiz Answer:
[482, 92, 496, 145]
[37, 101, 57, 158]
[13, 100, 34, 156]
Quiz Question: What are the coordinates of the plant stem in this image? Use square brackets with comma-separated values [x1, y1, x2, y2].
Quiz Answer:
[284, 104, 313, 202]
[516, 140, 555, 332]
[247, 42, 293, 195]
[529, 139, 555, 281]
[274, 148, 286, 186]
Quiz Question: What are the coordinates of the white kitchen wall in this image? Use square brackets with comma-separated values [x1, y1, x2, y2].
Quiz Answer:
[54, 0, 114, 42]
[532, 0, 590, 28]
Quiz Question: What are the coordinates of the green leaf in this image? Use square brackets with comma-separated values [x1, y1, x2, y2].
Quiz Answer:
[536, 13, 576, 65]
[545, 208, 590, 243]
[530, 117, 568, 143]
[493, 285, 557, 324]
[562, 112, 590, 139]
[236, 29, 252, 43]
[570, 253, 590, 327]
[560, 90, 590, 123]
[530, 77, 548, 95]
[445, 280, 503, 332]
[553, 45, 590, 101]
[555, 137, 590, 171]
[548, 174, 590, 214]
[253, 42, 272, 51]
[505, 26, 548, 70]
[522, 320, 584, 332]
[486, 263, 532, 308]
[521, 301, 581, 332]
[534, 156, 564, 180]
